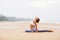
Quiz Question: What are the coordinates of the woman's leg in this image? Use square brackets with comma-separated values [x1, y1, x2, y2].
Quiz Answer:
[30, 24, 34, 32]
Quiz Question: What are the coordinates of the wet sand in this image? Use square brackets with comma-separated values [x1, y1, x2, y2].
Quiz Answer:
[0, 21, 60, 40]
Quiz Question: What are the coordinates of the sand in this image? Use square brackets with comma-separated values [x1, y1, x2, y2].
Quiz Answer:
[0, 21, 60, 40]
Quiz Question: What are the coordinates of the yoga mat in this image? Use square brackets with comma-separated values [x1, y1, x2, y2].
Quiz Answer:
[25, 30, 53, 32]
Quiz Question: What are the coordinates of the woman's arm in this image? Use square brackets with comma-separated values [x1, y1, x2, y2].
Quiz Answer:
[35, 23, 38, 32]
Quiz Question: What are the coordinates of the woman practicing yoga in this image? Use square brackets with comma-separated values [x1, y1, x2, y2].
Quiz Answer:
[30, 17, 40, 32]
[25, 17, 53, 32]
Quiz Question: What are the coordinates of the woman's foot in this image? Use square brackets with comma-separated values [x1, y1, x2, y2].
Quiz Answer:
[49, 30, 53, 32]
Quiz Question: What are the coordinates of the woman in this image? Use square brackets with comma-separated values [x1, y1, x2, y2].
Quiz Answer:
[30, 17, 40, 32]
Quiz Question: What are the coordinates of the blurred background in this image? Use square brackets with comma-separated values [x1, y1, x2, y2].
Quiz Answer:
[0, 0, 60, 23]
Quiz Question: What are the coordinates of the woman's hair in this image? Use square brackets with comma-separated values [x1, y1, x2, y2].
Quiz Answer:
[36, 18, 40, 23]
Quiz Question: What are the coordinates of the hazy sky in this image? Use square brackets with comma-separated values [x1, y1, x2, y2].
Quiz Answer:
[0, 0, 60, 22]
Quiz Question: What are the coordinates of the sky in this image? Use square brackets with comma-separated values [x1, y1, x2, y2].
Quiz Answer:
[0, 0, 60, 23]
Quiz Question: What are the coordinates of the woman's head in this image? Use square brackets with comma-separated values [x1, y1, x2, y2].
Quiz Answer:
[35, 17, 40, 23]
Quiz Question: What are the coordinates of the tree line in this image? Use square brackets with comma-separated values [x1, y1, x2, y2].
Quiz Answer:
[0, 15, 32, 21]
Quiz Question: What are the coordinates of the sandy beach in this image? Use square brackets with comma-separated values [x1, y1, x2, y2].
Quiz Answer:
[0, 21, 60, 40]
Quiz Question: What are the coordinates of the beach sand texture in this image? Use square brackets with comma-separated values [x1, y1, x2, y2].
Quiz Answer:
[0, 21, 60, 40]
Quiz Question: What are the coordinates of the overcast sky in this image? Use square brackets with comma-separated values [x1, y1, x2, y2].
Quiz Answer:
[0, 0, 60, 23]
